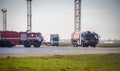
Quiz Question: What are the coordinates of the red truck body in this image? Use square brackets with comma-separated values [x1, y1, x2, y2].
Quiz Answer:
[71, 31, 99, 47]
[0, 31, 44, 47]
[71, 32, 81, 40]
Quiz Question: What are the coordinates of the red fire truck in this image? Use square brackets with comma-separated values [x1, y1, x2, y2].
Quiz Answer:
[71, 31, 99, 47]
[0, 31, 44, 47]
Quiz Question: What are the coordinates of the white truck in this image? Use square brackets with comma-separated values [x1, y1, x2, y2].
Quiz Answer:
[50, 34, 59, 46]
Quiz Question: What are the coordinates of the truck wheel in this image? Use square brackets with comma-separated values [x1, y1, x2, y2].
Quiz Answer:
[86, 45, 88, 47]
[0, 40, 13, 47]
[33, 40, 41, 47]
[74, 41, 78, 47]
[23, 40, 31, 47]
[6, 41, 13, 47]
[0, 40, 5, 47]
[91, 44, 96, 47]
[56, 44, 59, 46]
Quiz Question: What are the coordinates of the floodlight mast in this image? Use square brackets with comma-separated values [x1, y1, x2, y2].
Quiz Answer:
[74, 0, 81, 32]
[26, 0, 32, 32]
[1, 8, 7, 32]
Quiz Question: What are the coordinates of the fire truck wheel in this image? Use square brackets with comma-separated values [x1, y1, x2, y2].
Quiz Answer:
[0, 40, 5, 47]
[0, 40, 12, 47]
[91, 44, 96, 47]
[23, 40, 31, 47]
[73, 41, 78, 47]
[6, 41, 13, 47]
[33, 40, 41, 47]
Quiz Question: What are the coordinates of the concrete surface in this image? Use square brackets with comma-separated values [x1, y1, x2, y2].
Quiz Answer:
[0, 46, 120, 58]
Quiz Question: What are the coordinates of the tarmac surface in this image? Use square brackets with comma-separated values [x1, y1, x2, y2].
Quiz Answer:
[0, 46, 120, 58]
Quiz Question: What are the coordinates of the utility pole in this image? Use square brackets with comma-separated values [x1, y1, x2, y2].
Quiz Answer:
[74, 0, 81, 32]
[26, 0, 32, 32]
[1, 8, 7, 32]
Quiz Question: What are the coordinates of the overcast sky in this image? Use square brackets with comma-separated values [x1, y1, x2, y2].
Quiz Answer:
[0, 0, 120, 40]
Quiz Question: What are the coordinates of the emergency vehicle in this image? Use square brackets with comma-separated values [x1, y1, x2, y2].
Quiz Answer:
[0, 31, 44, 47]
[71, 31, 99, 47]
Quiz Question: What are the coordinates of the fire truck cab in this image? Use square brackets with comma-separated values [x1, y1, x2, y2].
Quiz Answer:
[0, 31, 44, 47]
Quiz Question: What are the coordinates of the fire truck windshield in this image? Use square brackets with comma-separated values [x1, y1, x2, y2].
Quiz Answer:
[37, 34, 41, 37]
[86, 34, 98, 40]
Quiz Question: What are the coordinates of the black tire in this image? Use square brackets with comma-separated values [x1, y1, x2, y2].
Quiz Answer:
[86, 45, 88, 47]
[57, 44, 59, 46]
[73, 41, 78, 47]
[71, 41, 75, 47]
[6, 41, 13, 47]
[91, 44, 96, 47]
[33, 40, 41, 47]
[0, 40, 5, 47]
[23, 40, 31, 47]
[0, 40, 13, 47]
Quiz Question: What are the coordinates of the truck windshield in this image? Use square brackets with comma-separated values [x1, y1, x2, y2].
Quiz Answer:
[37, 34, 41, 37]
[53, 37, 59, 41]
[86, 34, 98, 40]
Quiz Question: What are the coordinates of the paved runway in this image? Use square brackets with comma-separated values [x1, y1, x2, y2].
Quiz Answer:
[0, 46, 120, 58]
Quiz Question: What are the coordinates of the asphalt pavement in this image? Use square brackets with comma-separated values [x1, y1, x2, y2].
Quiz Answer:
[0, 46, 120, 58]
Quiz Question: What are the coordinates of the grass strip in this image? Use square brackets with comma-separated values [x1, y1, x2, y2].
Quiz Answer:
[0, 54, 120, 71]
